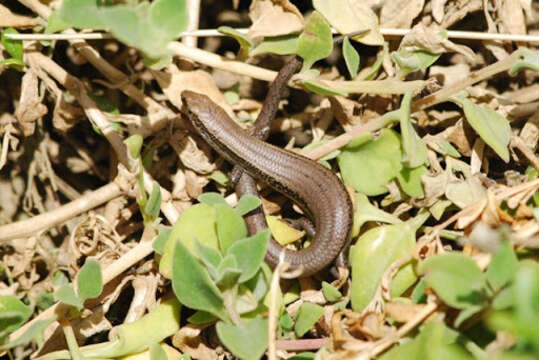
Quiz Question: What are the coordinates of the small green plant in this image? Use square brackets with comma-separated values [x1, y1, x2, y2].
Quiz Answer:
[158, 192, 271, 359]
[0, 28, 24, 71]
[54, 258, 103, 310]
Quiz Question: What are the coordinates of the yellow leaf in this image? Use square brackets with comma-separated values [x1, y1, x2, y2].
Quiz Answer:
[266, 215, 304, 245]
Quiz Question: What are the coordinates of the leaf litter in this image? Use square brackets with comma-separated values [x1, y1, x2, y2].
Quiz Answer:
[0, 0, 538, 359]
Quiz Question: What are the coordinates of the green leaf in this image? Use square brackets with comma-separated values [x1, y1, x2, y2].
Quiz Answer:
[513, 261, 539, 343]
[36, 292, 55, 311]
[59, 0, 188, 56]
[209, 170, 229, 187]
[411, 279, 427, 304]
[486, 241, 518, 293]
[77, 258, 103, 302]
[396, 165, 428, 198]
[525, 166, 539, 207]
[235, 195, 262, 216]
[54, 285, 83, 309]
[160, 204, 219, 278]
[52, 271, 69, 287]
[0, 58, 24, 71]
[379, 322, 473, 360]
[88, 93, 120, 115]
[301, 79, 348, 97]
[392, 49, 440, 77]
[244, 266, 271, 302]
[45, 11, 72, 34]
[234, 286, 260, 315]
[297, 11, 333, 72]
[125, 134, 143, 159]
[399, 92, 428, 168]
[214, 255, 241, 287]
[142, 54, 173, 70]
[171, 203, 218, 252]
[294, 302, 324, 337]
[187, 310, 217, 325]
[153, 225, 172, 255]
[313, 0, 384, 46]
[59, 0, 106, 29]
[0, 318, 55, 351]
[218, 26, 252, 59]
[227, 230, 270, 283]
[148, 0, 188, 42]
[172, 240, 227, 321]
[144, 182, 162, 221]
[195, 239, 223, 277]
[492, 287, 513, 310]
[486, 261, 539, 350]
[354, 192, 401, 232]
[86, 298, 181, 358]
[198, 192, 228, 207]
[288, 353, 316, 360]
[350, 212, 428, 312]
[216, 317, 268, 360]
[361, 44, 387, 80]
[266, 215, 305, 246]
[509, 49, 539, 75]
[454, 305, 485, 328]
[280, 312, 294, 331]
[343, 36, 359, 79]
[250, 34, 299, 56]
[0, 296, 32, 334]
[1, 28, 23, 62]
[459, 97, 511, 163]
[322, 281, 342, 302]
[337, 129, 403, 196]
[418, 253, 486, 309]
[150, 343, 167, 360]
[216, 204, 247, 254]
[429, 200, 453, 221]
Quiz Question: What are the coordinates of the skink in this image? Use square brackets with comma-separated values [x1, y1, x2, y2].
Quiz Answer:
[181, 90, 353, 277]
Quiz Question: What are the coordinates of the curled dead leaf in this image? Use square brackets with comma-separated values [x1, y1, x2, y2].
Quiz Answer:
[248, 0, 303, 39]
[380, 0, 425, 29]
[15, 71, 48, 136]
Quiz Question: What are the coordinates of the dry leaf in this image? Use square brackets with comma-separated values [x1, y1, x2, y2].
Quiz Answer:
[380, 0, 425, 29]
[346, 312, 395, 340]
[441, 0, 482, 28]
[52, 94, 83, 132]
[155, 67, 235, 120]
[314, 0, 384, 46]
[429, 63, 470, 87]
[499, 0, 527, 35]
[446, 176, 486, 209]
[519, 111, 538, 152]
[456, 197, 487, 229]
[185, 169, 208, 199]
[431, 0, 448, 23]
[248, 0, 303, 39]
[446, 119, 475, 156]
[386, 301, 428, 323]
[329, 95, 362, 131]
[15, 71, 48, 136]
[399, 24, 476, 62]
[0, 4, 39, 27]
[170, 130, 216, 174]
[173, 324, 219, 360]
